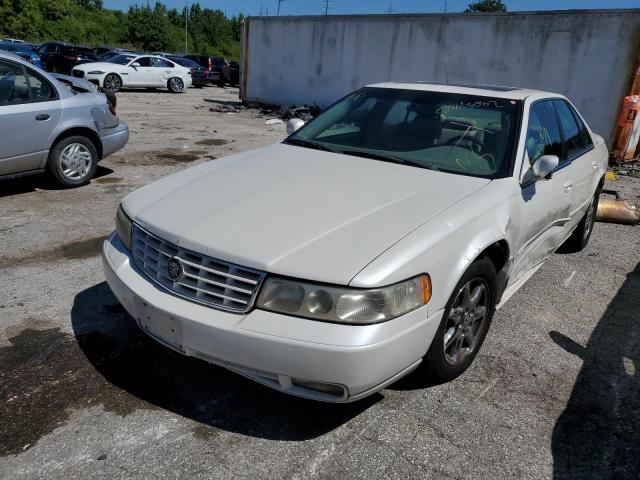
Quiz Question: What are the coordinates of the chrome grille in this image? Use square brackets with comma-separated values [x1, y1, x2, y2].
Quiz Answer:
[132, 225, 265, 313]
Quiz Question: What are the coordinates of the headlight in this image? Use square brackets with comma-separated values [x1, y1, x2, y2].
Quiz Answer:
[256, 275, 430, 324]
[115, 205, 132, 250]
[88, 70, 105, 75]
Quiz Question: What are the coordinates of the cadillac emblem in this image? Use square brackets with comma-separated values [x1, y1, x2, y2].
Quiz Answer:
[167, 257, 183, 281]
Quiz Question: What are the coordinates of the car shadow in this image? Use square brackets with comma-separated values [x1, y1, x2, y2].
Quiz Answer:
[0, 165, 114, 198]
[70, 282, 381, 441]
[551, 262, 640, 478]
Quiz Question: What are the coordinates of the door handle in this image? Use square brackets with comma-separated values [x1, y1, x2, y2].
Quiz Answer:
[563, 181, 573, 192]
[35, 114, 50, 121]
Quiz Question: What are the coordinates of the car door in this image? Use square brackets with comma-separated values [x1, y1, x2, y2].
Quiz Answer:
[509, 100, 575, 281]
[552, 99, 597, 224]
[128, 56, 155, 86]
[0, 59, 61, 175]
[151, 57, 175, 86]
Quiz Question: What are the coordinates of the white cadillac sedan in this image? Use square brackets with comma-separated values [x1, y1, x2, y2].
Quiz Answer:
[103, 83, 607, 402]
[71, 54, 192, 93]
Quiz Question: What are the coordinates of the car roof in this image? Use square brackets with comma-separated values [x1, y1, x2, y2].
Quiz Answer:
[367, 81, 561, 101]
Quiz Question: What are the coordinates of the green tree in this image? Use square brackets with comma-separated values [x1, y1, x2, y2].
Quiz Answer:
[465, 0, 507, 12]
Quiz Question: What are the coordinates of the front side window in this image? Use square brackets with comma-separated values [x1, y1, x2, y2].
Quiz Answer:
[135, 57, 153, 67]
[0, 60, 53, 105]
[553, 100, 593, 159]
[525, 101, 562, 164]
[287, 87, 522, 178]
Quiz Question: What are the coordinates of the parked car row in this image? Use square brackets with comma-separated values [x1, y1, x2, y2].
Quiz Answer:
[0, 51, 129, 186]
[1, 40, 240, 89]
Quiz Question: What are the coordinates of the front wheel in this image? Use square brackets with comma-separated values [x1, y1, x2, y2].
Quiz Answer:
[103, 73, 122, 93]
[420, 257, 497, 384]
[168, 77, 184, 93]
[558, 188, 600, 253]
[46, 136, 98, 188]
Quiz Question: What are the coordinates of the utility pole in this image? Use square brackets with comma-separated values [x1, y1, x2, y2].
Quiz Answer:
[276, 0, 283, 16]
[260, 5, 263, 15]
[323, 0, 331, 15]
[386, 1, 394, 13]
[184, 0, 188, 55]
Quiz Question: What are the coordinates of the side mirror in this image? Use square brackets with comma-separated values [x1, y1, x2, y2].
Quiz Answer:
[286, 118, 305, 135]
[531, 155, 559, 180]
[131, 62, 140, 68]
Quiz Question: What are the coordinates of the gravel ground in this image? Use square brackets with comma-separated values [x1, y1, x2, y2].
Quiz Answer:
[0, 86, 639, 479]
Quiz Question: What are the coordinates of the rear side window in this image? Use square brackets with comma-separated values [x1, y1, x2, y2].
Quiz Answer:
[553, 100, 593, 159]
[525, 101, 562, 164]
[0, 60, 54, 105]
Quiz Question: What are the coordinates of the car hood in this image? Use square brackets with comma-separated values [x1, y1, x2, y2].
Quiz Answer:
[123, 143, 491, 285]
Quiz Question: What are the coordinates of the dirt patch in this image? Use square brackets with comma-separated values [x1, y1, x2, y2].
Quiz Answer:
[94, 177, 123, 185]
[0, 236, 105, 269]
[112, 150, 208, 166]
[195, 139, 229, 147]
[0, 326, 156, 455]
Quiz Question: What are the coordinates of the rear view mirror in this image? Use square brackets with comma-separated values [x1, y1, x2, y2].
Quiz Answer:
[286, 118, 305, 135]
[131, 62, 140, 68]
[531, 155, 559, 180]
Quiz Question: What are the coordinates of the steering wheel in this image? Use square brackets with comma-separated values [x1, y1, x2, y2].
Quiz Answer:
[446, 135, 484, 153]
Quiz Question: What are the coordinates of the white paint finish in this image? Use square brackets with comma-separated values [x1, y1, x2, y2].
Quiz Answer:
[242, 10, 640, 145]
[114, 85, 608, 401]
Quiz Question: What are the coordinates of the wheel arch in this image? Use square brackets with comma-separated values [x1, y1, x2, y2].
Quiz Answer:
[48, 127, 103, 160]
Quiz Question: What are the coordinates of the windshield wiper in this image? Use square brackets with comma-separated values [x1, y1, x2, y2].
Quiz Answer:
[285, 138, 337, 152]
[339, 149, 438, 171]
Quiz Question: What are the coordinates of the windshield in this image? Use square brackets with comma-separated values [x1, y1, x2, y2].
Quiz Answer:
[108, 54, 136, 65]
[287, 87, 522, 178]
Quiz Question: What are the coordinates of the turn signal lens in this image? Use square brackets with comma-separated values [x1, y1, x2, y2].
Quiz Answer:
[115, 205, 133, 251]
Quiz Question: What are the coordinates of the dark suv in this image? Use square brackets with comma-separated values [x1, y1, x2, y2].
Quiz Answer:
[37, 42, 98, 74]
[166, 56, 208, 88]
[185, 55, 236, 87]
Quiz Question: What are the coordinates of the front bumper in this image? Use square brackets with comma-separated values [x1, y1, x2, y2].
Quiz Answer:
[102, 233, 443, 402]
[100, 121, 129, 159]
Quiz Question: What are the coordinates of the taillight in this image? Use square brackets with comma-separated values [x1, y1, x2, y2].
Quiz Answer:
[208, 58, 212, 69]
[63, 54, 76, 61]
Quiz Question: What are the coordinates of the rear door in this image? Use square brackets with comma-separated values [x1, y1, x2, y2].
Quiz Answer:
[151, 57, 176, 86]
[552, 99, 597, 224]
[0, 59, 61, 175]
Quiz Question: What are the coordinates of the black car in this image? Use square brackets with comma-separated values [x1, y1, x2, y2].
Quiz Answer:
[184, 55, 223, 86]
[37, 42, 98, 74]
[166, 56, 208, 88]
[229, 61, 240, 86]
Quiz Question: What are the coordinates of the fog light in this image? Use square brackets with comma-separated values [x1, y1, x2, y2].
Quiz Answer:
[291, 378, 345, 396]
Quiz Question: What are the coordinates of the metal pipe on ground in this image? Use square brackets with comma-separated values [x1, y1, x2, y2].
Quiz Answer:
[596, 189, 640, 225]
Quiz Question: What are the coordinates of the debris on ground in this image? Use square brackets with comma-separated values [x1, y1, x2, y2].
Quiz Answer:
[609, 160, 640, 178]
[280, 104, 323, 121]
[264, 119, 283, 125]
[596, 189, 640, 225]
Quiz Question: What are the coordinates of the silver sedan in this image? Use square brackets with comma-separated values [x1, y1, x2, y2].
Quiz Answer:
[0, 51, 128, 187]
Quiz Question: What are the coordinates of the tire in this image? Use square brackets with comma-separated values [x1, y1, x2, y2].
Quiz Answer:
[558, 188, 600, 254]
[195, 84, 204, 89]
[421, 257, 497, 384]
[103, 73, 122, 93]
[168, 77, 184, 93]
[217, 78, 225, 88]
[46, 135, 98, 188]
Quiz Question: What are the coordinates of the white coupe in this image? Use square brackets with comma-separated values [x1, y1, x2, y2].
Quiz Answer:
[103, 82, 608, 402]
[71, 54, 192, 93]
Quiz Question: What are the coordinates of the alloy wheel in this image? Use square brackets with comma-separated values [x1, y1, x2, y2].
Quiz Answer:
[583, 197, 596, 240]
[104, 74, 121, 92]
[169, 78, 184, 93]
[443, 278, 490, 366]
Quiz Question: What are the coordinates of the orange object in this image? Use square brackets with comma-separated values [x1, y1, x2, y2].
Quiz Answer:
[617, 95, 640, 127]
